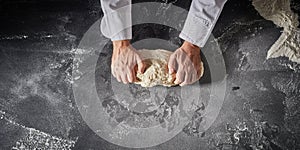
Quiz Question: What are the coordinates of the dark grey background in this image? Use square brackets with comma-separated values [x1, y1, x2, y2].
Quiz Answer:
[0, 0, 300, 149]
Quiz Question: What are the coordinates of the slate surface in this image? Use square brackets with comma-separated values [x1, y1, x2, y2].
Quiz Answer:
[0, 0, 300, 149]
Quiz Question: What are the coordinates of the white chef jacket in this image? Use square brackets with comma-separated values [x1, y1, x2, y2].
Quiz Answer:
[100, 0, 227, 47]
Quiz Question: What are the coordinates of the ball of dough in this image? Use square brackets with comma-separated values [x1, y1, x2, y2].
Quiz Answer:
[135, 49, 204, 87]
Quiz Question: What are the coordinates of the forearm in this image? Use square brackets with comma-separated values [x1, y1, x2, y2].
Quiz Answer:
[113, 40, 131, 49]
[181, 41, 200, 54]
[180, 0, 227, 47]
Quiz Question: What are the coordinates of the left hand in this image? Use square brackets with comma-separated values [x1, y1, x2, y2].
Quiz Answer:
[168, 41, 203, 86]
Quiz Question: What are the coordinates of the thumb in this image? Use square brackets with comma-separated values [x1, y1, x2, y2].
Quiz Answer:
[136, 54, 146, 73]
[138, 61, 146, 73]
[168, 54, 176, 74]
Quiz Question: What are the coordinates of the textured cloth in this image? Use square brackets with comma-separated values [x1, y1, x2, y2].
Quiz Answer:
[100, 0, 227, 47]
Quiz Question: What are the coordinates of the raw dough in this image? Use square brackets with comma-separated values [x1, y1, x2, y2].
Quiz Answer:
[252, 0, 300, 63]
[134, 49, 204, 87]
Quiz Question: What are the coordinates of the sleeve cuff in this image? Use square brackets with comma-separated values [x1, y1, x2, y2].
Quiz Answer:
[100, 5, 132, 41]
[179, 12, 213, 48]
[110, 27, 132, 41]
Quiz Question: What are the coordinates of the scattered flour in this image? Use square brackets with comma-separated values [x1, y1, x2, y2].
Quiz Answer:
[0, 110, 76, 149]
[252, 0, 300, 63]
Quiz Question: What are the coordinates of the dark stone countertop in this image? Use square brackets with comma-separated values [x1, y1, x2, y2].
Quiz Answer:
[0, 0, 300, 149]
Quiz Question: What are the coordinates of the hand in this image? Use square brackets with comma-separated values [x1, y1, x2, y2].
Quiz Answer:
[111, 40, 146, 84]
[168, 41, 203, 86]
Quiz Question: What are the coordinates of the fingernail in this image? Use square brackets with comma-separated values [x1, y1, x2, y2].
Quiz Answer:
[180, 83, 186, 86]
[169, 69, 173, 74]
[174, 80, 179, 84]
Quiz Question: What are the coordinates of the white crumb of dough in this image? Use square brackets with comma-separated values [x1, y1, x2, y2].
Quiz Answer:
[252, 0, 300, 63]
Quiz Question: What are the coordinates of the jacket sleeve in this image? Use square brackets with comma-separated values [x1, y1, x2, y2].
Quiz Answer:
[100, 0, 132, 41]
[179, 0, 227, 47]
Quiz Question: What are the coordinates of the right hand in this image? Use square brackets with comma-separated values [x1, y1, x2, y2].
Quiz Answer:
[168, 41, 203, 86]
[111, 40, 146, 84]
